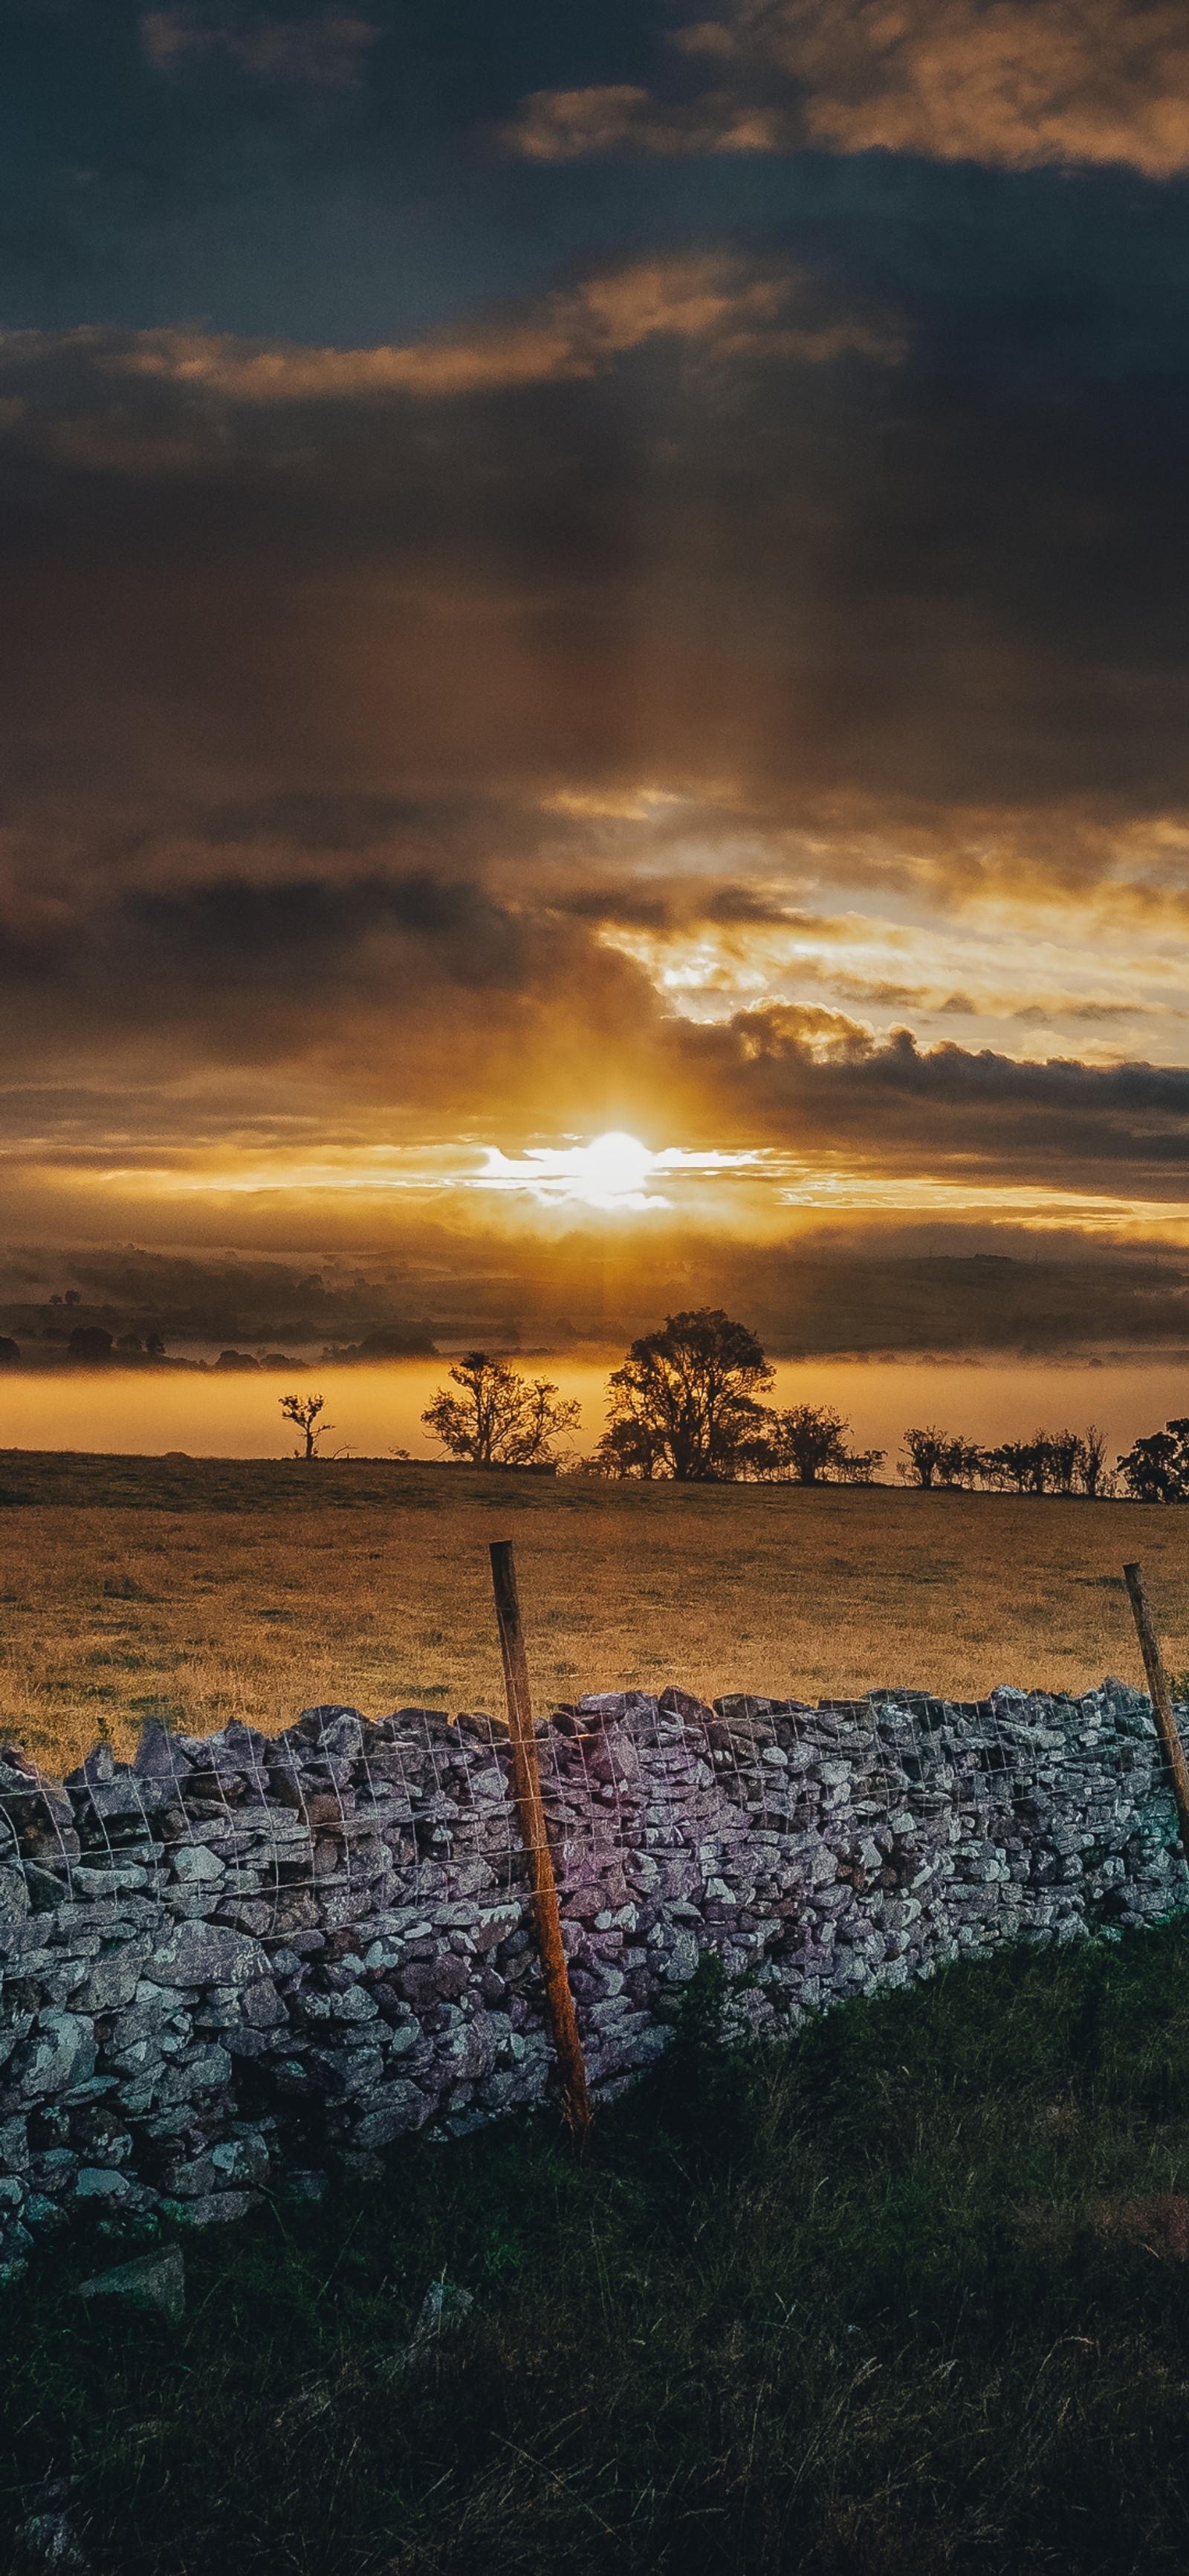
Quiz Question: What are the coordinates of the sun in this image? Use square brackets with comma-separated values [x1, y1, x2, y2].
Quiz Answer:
[472, 1129, 763, 1213]
[577, 1132, 655, 1201]
[475, 1130, 667, 1211]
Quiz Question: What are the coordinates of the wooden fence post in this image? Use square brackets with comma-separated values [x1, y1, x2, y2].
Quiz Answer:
[1124, 1561, 1189, 1873]
[488, 1539, 592, 2150]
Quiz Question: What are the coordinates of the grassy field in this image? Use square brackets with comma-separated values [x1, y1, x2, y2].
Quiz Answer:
[0, 1453, 1186, 1773]
[10, 1926, 1189, 2572]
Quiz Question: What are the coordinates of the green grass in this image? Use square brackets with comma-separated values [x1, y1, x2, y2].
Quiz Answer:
[10, 1928, 1189, 2571]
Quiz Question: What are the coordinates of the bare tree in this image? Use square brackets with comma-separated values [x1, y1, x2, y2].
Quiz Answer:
[1078, 1424, 1110, 1497]
[421, 1352, 580, 1468]
[280, 1392, 331, 1460]
[593, 1309, 773, 1482]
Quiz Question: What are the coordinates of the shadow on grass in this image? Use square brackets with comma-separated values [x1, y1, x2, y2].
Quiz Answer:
[7, 1925, 1189, 2572]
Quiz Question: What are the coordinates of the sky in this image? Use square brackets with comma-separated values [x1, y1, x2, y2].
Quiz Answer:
[4, 0, 1189, 1299]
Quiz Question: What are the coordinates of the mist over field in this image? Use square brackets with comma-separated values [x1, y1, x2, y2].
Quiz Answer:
[3, 1238, 1188, 1369]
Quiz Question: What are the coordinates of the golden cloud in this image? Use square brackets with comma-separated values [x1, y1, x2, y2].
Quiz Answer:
[505, 82, 795, 160]
[766, 0, 1189, 175]
[508, 0, 1189, 176]
[90, 253, 900, 403]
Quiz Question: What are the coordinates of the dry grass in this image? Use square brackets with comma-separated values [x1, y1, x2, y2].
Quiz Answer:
[0, 1457, 1185, 1775]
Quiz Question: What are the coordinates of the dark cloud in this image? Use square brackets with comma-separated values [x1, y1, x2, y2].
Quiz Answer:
[674, 1009, 1189, 1195]
[2, 0, 1189, 1276]
[1, 246, 1187, 847]
[140, 10, 380, 88]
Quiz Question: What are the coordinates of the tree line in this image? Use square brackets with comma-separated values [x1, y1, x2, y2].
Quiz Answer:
[279, 1308, 1189, 1499]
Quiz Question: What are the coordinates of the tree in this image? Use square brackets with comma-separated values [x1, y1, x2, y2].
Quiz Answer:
[989, 1440, 1039, 1495]
[592, 1309, 774, 1483]
[763, 1404, 883, 1486]
[68, 1326, 113, 1362]
[586, 1414, 669, 1479]
[1047, 1428, 1082, 1496]
[1078, 1424, 1109, 1497]
[421, 1352, 580, 1467]
[834, 1446, 885, 1485]
[900, 1426, 956, 1488]
[280, 1392, 331, 1460]
[940, 1438, 985, 1489]
[1117, 1418, 1189, 1503]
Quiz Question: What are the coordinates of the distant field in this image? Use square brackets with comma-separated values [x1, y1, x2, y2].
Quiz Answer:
[1, 1452, 1185, 1774]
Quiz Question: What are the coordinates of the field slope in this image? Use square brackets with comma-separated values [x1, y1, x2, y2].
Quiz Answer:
[0, 1454, 1185, 1771]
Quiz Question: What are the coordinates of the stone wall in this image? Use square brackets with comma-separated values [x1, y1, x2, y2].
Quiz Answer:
[0, 1676, 1184, 2268]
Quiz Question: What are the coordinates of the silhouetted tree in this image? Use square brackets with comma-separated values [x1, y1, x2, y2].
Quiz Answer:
[1023, 1430, 1063, 1494]
[987, 1440, 1038, 1494]
[942, 1438, 985, 1488]
[1117, 1418, 1189, 1503]
[763, 1404, 882, 1485]
[68, 1326, 112, 1362]
[587, 1415, 669, 1479]
[594, 1309, 773, 1482]
[280, 1392, 331, 1459]
[422, 1352, 580, 1467]
[900, 1427, 955, 1488]
[834, 1446, 885, 1484]
[1078, 1424, 1109, 1496]
[1047, 1428, 1082, 1495]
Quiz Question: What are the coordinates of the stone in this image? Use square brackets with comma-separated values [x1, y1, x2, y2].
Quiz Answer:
[0, 1867, 30, 1921]
[10, 2505, 91, 2571]
[74, 2167, 136, 2202]
[352, 2080, 432, 2147]
[155, 2044, 233, 2101]
[172, 1846, 225, 1884]
[298, 1708, 365, 1759]
[22, 2014, 94, 2099]
[80, 2246, 185, 2324]
[142, 1922, 266, 1990]
[0, 1677, 1184, 2245]
[159, 2189, 262, 2226]
[389, 2277, 476, 2373]
[398, 1956, 469, 2010]
[239, 1977, 286, 2028]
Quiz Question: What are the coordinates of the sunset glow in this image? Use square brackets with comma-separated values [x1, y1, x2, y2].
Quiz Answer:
[473, 1132, 762, 1212]
[2, 0, 1188, 1366]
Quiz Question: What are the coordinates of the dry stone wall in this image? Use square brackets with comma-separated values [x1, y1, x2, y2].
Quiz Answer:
[0, 1676, 1184, 2268]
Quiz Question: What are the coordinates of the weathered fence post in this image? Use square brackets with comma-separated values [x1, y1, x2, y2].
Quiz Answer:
[1124, 1560, 1189, 1872]
[488, 1539, 592, 2149]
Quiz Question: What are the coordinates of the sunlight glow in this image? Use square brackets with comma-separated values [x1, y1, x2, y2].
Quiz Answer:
[473, 1130, 759, 1211]
[69, 1134, 1189, 1245]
